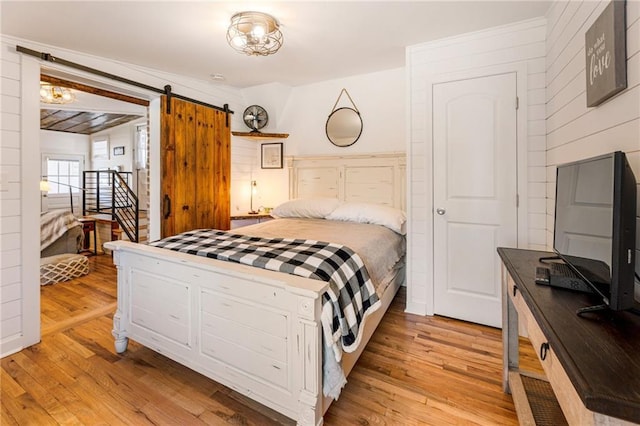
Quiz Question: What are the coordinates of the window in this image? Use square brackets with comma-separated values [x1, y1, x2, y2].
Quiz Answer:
[46, 159, 81, 194]
[92, 137, 109, 160]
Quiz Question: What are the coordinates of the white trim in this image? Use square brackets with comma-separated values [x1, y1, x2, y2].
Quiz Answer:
[406, 16, 545, 318]
[20, 55, 42, 351]
[514, 65, 530, 249]
[409, 17, 546, 54]
[41, 153, 85, 214]
[404, 49, 419, 315]
[408, 63, 530, 317]
[16, 55, 161, 352]
[149, 98, 161, 242]
[405, 44, 430, 316]
[42, 153, 86, 162]
[91, 136, 110, 161]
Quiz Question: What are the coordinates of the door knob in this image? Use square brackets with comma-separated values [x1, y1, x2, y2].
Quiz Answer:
[436, 208, 446, 215]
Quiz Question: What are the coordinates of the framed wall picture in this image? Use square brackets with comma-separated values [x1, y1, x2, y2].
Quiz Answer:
[585, 0, 627, 107]
[113, 146, 125, 156]
[261, 143, 283, 169]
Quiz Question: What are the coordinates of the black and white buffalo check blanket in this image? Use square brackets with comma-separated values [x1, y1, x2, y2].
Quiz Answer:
[150, 229, 381, 360]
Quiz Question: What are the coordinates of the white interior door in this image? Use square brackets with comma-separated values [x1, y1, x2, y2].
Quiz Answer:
[432, 73, 518, 328]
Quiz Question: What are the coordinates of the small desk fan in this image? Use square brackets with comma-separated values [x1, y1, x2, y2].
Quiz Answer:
[243, 105, 268, 132]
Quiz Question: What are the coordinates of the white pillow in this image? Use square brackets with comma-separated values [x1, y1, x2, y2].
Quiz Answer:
[326, 202, 406, 235]
[272, 198, 342, 219]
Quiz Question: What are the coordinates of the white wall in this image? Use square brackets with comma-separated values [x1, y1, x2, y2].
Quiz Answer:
[233, 82, 293, 214]
[91, 118, 145, 172]
[229, 81, 288, 214]
[239, 68, 405, 156]
[1, 39, 40, 356]
[0, 34, 245, 357]
[281, 67, 405, 157]
[240, 82, 293, 133]
[230, 138, 261, 215]
[544, 1, 640, 290]
[1, 41, 26, 355]
[406, 17, 547, 315]
[235, 68, 406, 211]
[41, 130, 90, 158]
[91, 118, 148, 211]
[231, 69, 406, 215]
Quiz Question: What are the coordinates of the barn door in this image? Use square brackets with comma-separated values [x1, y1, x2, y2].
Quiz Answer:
[161, 96, 230, 238]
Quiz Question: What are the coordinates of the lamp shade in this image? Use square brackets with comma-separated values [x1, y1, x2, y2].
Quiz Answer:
[40, 83, 75, 104]
[227, 11, 283, 56]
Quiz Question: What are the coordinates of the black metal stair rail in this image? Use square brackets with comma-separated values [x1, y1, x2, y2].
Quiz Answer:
[111, 172, 139, 243]
[83, 170, 139, 243]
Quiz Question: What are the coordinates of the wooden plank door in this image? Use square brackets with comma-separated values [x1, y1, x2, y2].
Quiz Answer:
[161, 97, 230, 238]
[195, 103, 215, 229]
[194, 105, 231, 231]
[212, 109, 230, 230]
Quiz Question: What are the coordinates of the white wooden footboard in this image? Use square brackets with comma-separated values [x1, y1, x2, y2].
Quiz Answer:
[106, 240, 329, 426]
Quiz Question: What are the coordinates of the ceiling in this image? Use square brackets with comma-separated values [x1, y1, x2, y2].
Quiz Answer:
[1, 1, 551, 89]
[40, 109, 143, 134]
[38, 80, 148, 134]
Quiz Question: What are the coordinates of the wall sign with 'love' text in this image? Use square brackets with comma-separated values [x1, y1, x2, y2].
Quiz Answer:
[585, 0, 627, 107]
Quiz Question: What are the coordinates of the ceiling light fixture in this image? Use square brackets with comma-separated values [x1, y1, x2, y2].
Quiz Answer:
[226, 11, 283, 56]
[40, 83, 75, 104]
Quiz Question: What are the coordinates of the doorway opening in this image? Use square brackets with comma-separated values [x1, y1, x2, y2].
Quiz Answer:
[38, 72, 153, 337]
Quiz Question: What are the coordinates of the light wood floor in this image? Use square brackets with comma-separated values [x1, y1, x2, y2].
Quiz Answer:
[2, 255, 543, 425]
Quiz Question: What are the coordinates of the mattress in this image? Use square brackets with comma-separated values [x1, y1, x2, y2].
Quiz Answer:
[233, 217, 406, 399]
[234, 217, 406, 294]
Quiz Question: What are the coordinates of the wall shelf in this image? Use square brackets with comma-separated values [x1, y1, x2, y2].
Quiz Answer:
[232, 131, 289, 141]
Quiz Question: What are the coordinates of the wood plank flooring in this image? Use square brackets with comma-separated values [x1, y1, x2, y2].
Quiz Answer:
[40, 255, 117, 337]
[3, 254, 543, 425]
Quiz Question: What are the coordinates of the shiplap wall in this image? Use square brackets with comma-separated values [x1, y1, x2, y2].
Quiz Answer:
[544, 1, 640, 286]
[406, 18, 547, 315]
[231, 138, 260, 215]
[0, 41, 26, 355]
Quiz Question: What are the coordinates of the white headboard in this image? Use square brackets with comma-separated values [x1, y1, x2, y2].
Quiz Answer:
[287, 152, 406, 210]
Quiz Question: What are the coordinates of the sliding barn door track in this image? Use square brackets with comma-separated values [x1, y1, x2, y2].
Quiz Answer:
[17, 45, 234, 119]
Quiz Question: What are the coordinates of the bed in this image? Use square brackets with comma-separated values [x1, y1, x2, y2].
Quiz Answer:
[105, 153, 406, 425]
[40, 210, 83, 257]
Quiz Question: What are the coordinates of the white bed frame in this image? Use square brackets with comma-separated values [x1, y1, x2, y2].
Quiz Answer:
[106, 153, 406, 425]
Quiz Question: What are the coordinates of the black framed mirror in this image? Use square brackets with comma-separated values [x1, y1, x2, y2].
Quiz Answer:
[326, 107, 363, 147]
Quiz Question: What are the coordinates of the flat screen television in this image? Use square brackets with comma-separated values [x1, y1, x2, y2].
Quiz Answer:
[553, 151, 637, 313]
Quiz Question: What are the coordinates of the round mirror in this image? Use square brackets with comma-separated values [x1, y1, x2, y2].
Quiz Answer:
[325, 107, 363, 147]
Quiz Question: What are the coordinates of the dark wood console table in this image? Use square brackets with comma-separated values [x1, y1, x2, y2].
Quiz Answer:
[498, 248, 640, 425]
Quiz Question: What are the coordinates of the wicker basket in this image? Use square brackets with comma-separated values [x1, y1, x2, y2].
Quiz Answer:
[40, 253, 89, 285]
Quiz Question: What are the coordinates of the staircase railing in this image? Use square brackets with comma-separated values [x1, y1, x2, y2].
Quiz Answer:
[83, 170, 139, 243]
